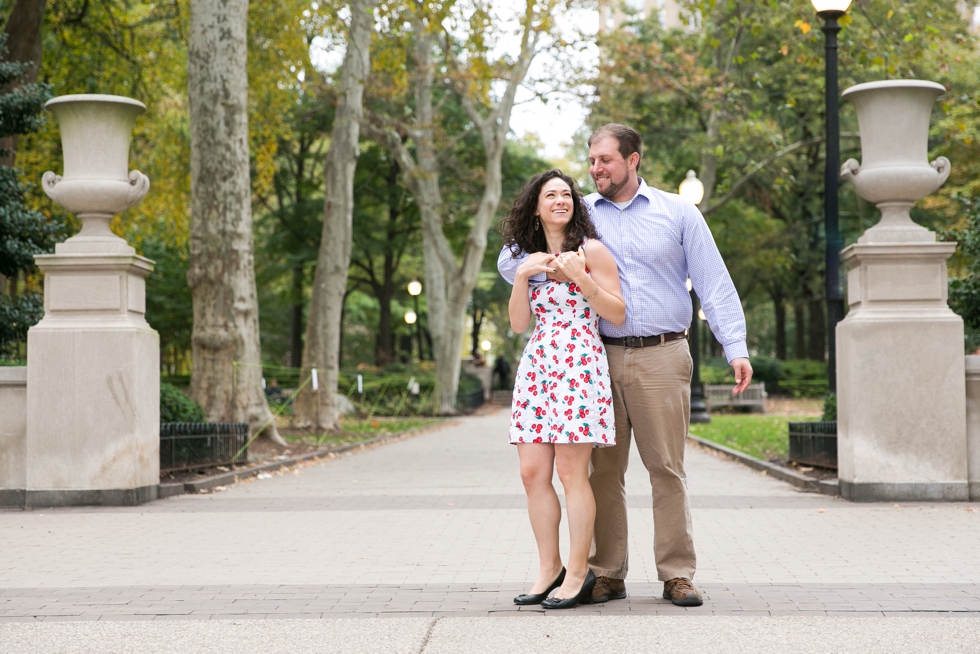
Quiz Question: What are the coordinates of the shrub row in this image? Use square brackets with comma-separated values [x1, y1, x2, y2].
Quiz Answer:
[701, 357, 828, 398]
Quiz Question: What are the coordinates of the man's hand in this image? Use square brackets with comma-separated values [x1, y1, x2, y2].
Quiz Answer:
[548, 252, 573, 283]
[731, 357, 753, 395]
[516, 252, 557, 280]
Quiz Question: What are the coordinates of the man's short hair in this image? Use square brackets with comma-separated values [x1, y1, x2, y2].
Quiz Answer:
[588, 124, 643, 170]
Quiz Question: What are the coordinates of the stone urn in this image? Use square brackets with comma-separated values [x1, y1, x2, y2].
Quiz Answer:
[41, 94, 150, 255]
[839, 80, 950, 244]
[834, 79, 967, 502]
[19, 93, 159, 508]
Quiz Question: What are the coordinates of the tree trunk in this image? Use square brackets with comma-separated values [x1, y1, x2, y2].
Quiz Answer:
[366, 8, 537, 414]
[699, 107, 721, 209]
[295, 0, 375, 431]
[471, 306, 484, 358]
[794, 300, 806, 359]
[808, 298, 826, 362]
[289, 266, 303, 368]
[375, 278, 394, 365]
[0, 0, 46, 167]
[186, 0, 283, 443]
[772, 292, 786, 361]
[374, 158, 400, 365]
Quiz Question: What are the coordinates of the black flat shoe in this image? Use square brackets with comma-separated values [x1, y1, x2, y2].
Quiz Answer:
[541, 569, 597, 609]
[514, 567, 566, 605]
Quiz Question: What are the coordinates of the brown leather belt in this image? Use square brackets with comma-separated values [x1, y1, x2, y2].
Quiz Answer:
[601, 332, 687, 348]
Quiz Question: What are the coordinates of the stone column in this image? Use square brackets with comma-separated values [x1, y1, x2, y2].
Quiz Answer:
[836, 81, 967, 501]
[967, 356, 980, 501]
[22, 95, 159, 507]
[0, 367, 28, 504]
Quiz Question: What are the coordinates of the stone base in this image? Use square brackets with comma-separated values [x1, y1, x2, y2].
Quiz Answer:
[0, 367, 27, 489]
[0, 484, 158, 508]
[836, 240, 968, 501]
[967, 356, 980, 500]
[840, 480, 969, 502]
[26, 326, 159, 491]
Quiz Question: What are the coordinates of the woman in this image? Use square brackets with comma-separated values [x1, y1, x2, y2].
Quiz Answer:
[501, 169, 625, 609]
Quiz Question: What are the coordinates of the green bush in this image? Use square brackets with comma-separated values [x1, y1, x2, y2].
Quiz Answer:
[749, 357, 782, 391]
[457, 370, 483, 394]
[822, 393, 837, 421]
[778, 359, 828, 397]
[699, 365, 734, 384]
[780, 359, 827, 380]
[702, 357, 829, 397]
[160, 382, 206, 423]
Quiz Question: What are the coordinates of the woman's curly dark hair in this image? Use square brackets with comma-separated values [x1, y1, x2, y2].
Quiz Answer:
[500, 169, 598, 256]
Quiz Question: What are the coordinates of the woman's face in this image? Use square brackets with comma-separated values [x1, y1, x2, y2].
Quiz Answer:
[535, 177, 573, 231]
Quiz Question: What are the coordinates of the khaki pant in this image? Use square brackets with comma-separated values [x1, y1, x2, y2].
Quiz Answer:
[588, 338, 696, 582]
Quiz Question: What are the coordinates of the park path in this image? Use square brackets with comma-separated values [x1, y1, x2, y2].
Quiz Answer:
[1, 407, 979, 651]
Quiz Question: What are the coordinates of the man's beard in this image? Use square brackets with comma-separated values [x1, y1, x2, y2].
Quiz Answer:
[595, 172, 629, 200]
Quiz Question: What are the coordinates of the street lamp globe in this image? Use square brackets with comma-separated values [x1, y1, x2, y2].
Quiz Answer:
[480, 340, 492, 352]
[678, 170, 705, 206]
[404, 310, 417, 325]
[407, 280, 422, 297]
[810, 0, 851, 16]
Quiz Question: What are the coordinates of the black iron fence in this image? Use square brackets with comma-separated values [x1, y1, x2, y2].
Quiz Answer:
[457, 387, 484, 412]
[788, 420, 837, 469]
[160, 422, 249, 472]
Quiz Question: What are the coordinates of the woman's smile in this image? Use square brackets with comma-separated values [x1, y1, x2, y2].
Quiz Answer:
[537, 177, 573, 228]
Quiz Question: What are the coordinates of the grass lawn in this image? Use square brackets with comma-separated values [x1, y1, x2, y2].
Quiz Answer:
[688, 413, 813, 461]
[336, 416, 444, 439]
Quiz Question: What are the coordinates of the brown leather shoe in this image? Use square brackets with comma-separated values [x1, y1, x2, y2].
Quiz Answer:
[663, 578, 703, 606]
[591, 576, 627, 603]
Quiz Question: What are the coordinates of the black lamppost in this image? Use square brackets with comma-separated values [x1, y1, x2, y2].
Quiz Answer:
[679, 170, 710, 423]
[812, 0, 851, 394]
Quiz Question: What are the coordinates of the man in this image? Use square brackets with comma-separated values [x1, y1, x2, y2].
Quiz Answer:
[497, 124, 752, 607]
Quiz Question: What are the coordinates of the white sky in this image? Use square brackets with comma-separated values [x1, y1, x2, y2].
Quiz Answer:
[309, 2, 598, 162]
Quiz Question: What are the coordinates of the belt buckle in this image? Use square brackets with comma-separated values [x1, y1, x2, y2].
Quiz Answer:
[624, 336, 641, 348]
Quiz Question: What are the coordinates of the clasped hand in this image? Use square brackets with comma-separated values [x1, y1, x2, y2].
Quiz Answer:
[517, 250, 584, 284]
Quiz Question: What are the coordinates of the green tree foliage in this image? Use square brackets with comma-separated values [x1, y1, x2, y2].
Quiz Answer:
[160, 382, 206, 422]
[9, 0, 315, 371]
[947, 197, 980, 347]
[588, 0, 980, 359]
[253, 93, 331, 367]
[142, 235, 194, 375]
[0, 34, 56, 355]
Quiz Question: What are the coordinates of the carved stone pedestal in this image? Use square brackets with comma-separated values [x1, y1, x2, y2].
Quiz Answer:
[837, 242, 967, 501]
[4, 94, 161, 508]
[22, 252, 159, 507]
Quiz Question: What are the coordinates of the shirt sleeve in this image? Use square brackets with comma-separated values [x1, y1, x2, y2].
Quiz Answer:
[497, 246, 546, 285]
[683, 203, 749, 363]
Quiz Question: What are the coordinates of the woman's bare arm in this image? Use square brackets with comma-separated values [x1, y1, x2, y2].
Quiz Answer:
[509, 252, 556, 333]
[553, 241, 626, 326]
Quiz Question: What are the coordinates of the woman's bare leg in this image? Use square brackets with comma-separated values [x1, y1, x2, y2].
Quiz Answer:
[517, 443, 564, 593]
[553, 443, 596, 598]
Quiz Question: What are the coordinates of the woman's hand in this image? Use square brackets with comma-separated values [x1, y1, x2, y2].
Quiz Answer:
[552, 247, 588, 285]
[516, 252, 557, 280]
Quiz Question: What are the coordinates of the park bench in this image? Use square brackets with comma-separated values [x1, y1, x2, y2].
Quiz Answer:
[704, 382, 767, 413]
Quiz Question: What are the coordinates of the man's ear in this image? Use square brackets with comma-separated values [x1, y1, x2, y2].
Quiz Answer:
[628, 152, 640, 171]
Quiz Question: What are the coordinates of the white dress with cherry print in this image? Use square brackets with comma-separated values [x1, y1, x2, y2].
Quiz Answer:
[509, 248, 615, 447]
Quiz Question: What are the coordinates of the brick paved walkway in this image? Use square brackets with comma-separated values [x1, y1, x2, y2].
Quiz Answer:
[2, 409, 979, 631]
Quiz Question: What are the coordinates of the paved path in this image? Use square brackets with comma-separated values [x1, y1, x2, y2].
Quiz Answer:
[1, 408, 979, 651]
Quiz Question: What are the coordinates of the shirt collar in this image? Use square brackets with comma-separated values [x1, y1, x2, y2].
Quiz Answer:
[592, 178, 656, 209]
